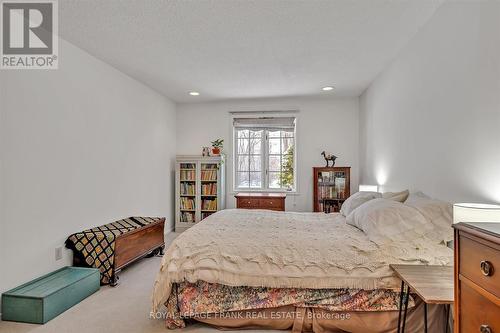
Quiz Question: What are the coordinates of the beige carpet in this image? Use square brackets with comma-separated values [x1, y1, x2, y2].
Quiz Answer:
[0, 233, 279, 333]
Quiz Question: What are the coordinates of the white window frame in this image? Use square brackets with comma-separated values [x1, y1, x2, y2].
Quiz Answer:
[231, 115, 297, 193]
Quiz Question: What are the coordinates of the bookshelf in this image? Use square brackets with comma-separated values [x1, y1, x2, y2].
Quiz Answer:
[175, 155, 225, 232]
[313, 167, 351, 213]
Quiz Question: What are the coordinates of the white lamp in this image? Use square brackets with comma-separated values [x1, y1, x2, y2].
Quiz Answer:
[359, 184, 379, 192]
[453, 203, 500, 224]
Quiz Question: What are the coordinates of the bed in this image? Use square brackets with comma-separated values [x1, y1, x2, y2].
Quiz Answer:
[152, 201, 453, 332]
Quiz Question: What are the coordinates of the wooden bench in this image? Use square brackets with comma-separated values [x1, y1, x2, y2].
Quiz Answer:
[111, 217, 165, 285]
[67, 217, 165, 285]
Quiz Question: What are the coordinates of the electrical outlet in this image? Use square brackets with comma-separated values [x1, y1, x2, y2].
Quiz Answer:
[55, 247, 63, 261]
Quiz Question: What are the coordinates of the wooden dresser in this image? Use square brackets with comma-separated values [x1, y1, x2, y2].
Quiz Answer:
[453, 222, 500, 333]
[235, 192, 286, 211]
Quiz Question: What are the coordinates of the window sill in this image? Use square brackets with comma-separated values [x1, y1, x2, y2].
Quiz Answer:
[230, 190, 300, 196]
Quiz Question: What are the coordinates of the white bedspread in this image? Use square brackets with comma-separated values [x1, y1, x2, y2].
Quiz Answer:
[152, 209, 453, 311]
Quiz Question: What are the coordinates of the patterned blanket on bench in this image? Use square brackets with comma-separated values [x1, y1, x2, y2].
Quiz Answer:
[66, 217, 162, 284]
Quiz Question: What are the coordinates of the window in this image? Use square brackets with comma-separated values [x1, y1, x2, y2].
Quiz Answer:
[234, 116, 296, 191]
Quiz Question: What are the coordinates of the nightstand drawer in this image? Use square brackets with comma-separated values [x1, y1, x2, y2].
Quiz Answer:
[460, 235, 500, 298]
[460, 283, 500, 333]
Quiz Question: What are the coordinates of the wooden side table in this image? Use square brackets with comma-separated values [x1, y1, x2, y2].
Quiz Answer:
[390, 264, 454, 333]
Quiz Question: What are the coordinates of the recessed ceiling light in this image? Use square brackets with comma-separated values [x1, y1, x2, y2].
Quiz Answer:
[322, 86, 334, 91]
[189, 91, 200, 96]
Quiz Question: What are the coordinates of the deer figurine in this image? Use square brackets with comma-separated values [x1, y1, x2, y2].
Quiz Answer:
[321, 151, 337, 167]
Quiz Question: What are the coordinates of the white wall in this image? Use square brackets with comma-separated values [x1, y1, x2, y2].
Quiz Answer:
[359, 0, 500, 204]
[0, 39, 177, 293]
[176, 97, 359, 211]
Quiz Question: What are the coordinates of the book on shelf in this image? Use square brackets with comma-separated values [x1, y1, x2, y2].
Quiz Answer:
[180, 182, 196, 195]
[319, 171, 330, 182]
[201, 183, 217, 195]
[180, 170, 196, 181]
[335, 178, 346, 198]
[202, 164, 218, 169]
[180, 163, 196, 169]
[201, 170, 217, 181]
[319, 185, 337, 199]
[318, 201, 342, 213]
[201, 198, 217, 211]
[318, 171, 346, 184]
[201, 211, 215, 220]
[317, 172, 346, 199]
[180, 211, 195, 222]
[180, 197, 195, 210]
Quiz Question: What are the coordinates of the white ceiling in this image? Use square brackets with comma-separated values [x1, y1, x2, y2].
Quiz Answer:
[59, 0, 442, 103]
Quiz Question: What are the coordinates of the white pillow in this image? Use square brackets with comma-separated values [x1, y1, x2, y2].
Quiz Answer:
[346, 198, 434, 246]
[411, 191, 430, 198]
[404, 193, 453, 243]
[340, 191, 382, 217]
[382, 190, 409, 203]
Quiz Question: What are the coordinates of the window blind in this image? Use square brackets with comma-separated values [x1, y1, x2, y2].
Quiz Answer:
[233, 117, 296, 129]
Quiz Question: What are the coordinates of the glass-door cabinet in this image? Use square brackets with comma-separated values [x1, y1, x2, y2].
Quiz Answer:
[175, 155, 225, 232]
[313, 167, 351, 213]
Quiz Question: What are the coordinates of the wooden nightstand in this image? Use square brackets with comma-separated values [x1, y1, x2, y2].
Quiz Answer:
[390, 264, 454, 333]
[453, 222, 500, 333]
[235, 193, 286, 211]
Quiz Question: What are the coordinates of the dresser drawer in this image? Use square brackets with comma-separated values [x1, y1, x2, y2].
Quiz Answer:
[259, 198, 283, 210]
[237, 198, 260, 208]
[460, 235, 500, 298]
[460, 283, 500, 333]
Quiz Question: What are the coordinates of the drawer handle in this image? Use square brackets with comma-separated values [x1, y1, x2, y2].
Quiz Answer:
[480, 324, 491, 333]
[247, 201, 251, 204]
[480, 260, 494, 276]
[269, 201, 273, 204]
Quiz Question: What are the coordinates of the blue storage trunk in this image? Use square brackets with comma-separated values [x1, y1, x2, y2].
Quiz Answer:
[1, 266, 100, 324]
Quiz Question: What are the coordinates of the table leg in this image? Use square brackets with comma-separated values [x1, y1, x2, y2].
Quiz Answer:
[445, 304, 450, 333]
[397, 281, 405, 333]
[402, 285, 410, 333]
[424, 303, 428, 333]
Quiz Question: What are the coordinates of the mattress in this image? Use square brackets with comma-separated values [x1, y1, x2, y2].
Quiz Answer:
[152, 209, 453, 312]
